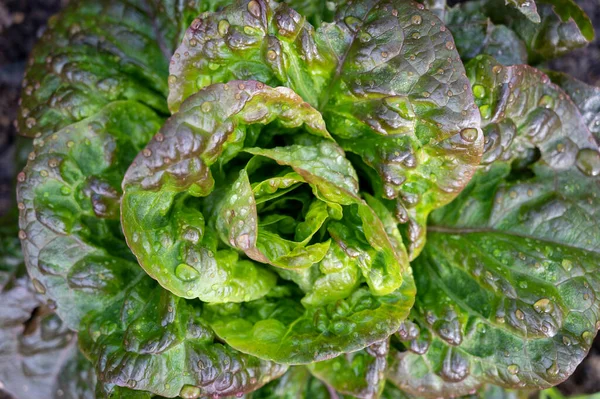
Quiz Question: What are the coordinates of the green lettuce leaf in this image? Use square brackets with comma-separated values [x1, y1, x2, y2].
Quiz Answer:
[387, 55, 600, 397]
[122, 80, 415, 364]
[0, 214, 96, 399]
[167, 0, 484, 257]
[17, 101, 161, 329]
[446, 0, 594, 63]
[308, 340, 388, 398]
[446, 3, 528, 65]
[79, 279, 286, 398]
[547, 71, 600, 143]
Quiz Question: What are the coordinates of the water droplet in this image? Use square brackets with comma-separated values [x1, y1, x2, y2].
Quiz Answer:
[142, 148, 152, 157]
[507, 364, 519, 375]
[201, 102, 212, 112]
[344, 16, 362, 32]
[18, 230, 27, 240]
[533, 298, 553, 313]
[359, 32, 371, 43]
[472, 84, 486, 99]
[26, 117, 37, 128]
[66, 141, 74, 148]
[445, 41, 455, 50]
[411, 15, 422, 25]
[538, 94, 554, 109]
[60, 186, 71, 195]
[267, 50, 277, 60]
[561, 259, 573, 271]
[547, 361, 559, 377]
[189, 38, 198, 47]
[479, 104, 491, 119]
[168, 75, 177, 84]
[180, 385, 201, 399]
[576, 148, 600, 177]
[515, 309, 524, 320]
[582, 331, 593, 344]
[218, 20, 230, 36]
[460, 128, 478, 143]
[175, 264, 200, 282]
[32, 278, 46, 294]
[247, 0, 261, 17]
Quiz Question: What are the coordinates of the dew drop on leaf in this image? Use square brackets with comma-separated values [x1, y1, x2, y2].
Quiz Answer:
[472, 85, 486, 99]
[411, 15, 422, 25]
[460, 128, 478, 143]
[218, 20, 230, 36]
[175, 264, 200, 282]
[533, 298, 553, 313]
[575, 148, 600, 176]
[179, 385, 201, 399]
[507, 364, 519, 375]
[32, 278, 46, 294]
[538, 94, 554, 109]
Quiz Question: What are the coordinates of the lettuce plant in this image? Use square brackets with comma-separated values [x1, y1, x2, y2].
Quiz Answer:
[6, 0, 600, 398]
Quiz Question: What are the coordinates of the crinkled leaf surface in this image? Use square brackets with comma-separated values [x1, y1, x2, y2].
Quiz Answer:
[446, 3, 528, 65]
[79, 279, 286, 398]
[17, 101, 161, 329]
[505, 0, 540, 23]
[245, 367, 332, 399]
[16, 0, 239, 139]
[121, 81, 329, 301]
[167, 0, 484, 257]
[122, 80, 415, 364]
[0, 215, 95, 399]
[387, 56, 600, 397]
[452, 0, 594, 62]
[548, 71, 600, 143]
[308, 340, 389, 399]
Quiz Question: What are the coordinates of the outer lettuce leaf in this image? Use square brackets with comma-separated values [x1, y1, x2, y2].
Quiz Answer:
[448, 0, 594, 63]
[547, 71, 600, 143]
[308, 340, 389, 399]
[246, 367, 333, 399]
[446, 3, 528, 65]
[168, 0, 484, 258]
[387, 56, 600, 397]
[419, 0, 446, 20]
[79, 279, 286, 398]
[167, 0, 333, 110]
[17, 101, 161, 329]
[0, 214, 96, 399]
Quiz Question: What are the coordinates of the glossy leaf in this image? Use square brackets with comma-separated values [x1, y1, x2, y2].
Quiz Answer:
[121, 81, 329, 301]
[387, 56, 600, 397]
[168, 0, 484, 257]
[17, 101, 162, 329]
[308, 340, 389, 399]
[454, 0, 594, 62]
[123, 80, 415, 364]
[0, 214, 96, 399]
[247, 367, 333, 399]
[548, 71, 600, 143]
[505, 0, 540, 23]
[79, 280, 286, 398]
[446, 3, 528, 65]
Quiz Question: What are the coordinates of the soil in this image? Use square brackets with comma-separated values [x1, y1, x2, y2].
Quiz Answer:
[0, 0, 599, 396]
